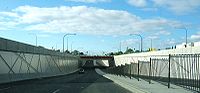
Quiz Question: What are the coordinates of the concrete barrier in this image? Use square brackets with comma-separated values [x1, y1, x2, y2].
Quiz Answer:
[0, 37, 80, 84]
[114, 46, 200, 66]
[0, 50, 80, 84]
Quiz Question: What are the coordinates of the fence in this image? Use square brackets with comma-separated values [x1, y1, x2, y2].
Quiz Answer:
[170, 54, 200, 91]
[104, 54, 200, 92]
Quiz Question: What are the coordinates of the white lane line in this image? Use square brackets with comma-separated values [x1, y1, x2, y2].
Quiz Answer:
[0, 87, 11, 91]
[52, 89, 60, 93]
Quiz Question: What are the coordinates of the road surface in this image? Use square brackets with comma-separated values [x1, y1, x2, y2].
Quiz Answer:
[0, 69, 132, 93]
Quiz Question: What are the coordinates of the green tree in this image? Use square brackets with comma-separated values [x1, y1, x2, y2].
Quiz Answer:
[107, 52, 114, 56]
[65, 50, 70, 53]
[124, 48, 134, 54]
[135, 50, 140, 53]
[71, 50, 85, 55]
[71, 50, 79, 55]
[79, 52, 84, 55]
[115, 51, 123, 55]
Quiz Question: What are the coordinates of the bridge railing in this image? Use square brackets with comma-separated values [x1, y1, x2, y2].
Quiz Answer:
[104, 54, 200, 92]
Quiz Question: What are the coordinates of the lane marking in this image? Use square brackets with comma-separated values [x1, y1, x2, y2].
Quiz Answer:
[52, 89, 60, 93]
[0, 87, 11, 91]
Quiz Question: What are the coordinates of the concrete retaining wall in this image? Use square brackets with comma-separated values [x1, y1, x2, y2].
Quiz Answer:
[0, 37, 80, 84]
[0, 51, 80, 84]
[114, 46, 200, 66]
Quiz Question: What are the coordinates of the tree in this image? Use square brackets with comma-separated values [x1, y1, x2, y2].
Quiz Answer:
[65, 50, 70, 53]
[71, 50, 85, 55]
[115, 51, 123, 55]
[106, 51, 123, 56]
[71, 50, 79, 55]
[124, 48, 134, 54]
[135, 50, 140, 53]
[79, 52, 84, 55]
[107, 52, 114, 56]
[56, 49, 60, 52]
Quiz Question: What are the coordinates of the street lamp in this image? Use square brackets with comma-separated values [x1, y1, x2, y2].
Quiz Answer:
[175, 26, 188, 47]
[35, 35, 38, 46]
[71, 41, 74, 52]
[150, 38, 152, 50]
[63, 33, 76, 53]
[130, 34, 143, 52]
[29, 33, 38, 46]
[119, 41, 122, 52]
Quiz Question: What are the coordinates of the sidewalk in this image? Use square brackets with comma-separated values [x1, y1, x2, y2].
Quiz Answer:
[95, 69, 193, 93]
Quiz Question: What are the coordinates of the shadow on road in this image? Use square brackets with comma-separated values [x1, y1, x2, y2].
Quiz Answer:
[0, 61, 132, 93]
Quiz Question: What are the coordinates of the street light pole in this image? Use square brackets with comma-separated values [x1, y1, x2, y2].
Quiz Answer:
[130, 34, 143, 52]
[29, 33, 37, 46]
[63, 33, 76, 53]
[71, 42, 74, 52]
[185, 27, 188, 47]
[120, 41, 122, 52]
[36, 35, 37, 46]
[151, 39, 152, 50]
[175, 26, 188, 47]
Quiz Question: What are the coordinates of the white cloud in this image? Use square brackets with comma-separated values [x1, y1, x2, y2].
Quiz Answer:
[147, 35, 159, 39]
[37, 34, 50, 38]
[0, 12, 19, 31]
[65, 0, 110, 3]
[190, 32, 200, 41]
[121, 39, 139, 47]
[164, 38, 176, 46]
[0, 5, 181, 35]
[0, 21, 18, 31]
[127, 0, 200, 14]
[140, 7, 158, 11]
[152, 0, 200, 14]
[127, 0, 147, 7]
[0, 12, 19, 18]
[154, 30, 171, 36]
[191, 34, 200, 40]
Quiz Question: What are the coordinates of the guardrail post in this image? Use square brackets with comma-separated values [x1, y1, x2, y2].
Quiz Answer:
[168, 54, 171, 88]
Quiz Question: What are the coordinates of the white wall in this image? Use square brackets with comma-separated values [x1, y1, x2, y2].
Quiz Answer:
[0, 50, 79, 84]
[114, 46, 200, 66]
[95, 60, 109, 67]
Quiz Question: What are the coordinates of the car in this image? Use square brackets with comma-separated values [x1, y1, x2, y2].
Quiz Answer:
[79, 68, 85, 74]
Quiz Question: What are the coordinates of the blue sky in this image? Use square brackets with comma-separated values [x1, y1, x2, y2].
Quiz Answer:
[0, 0, 200, 55]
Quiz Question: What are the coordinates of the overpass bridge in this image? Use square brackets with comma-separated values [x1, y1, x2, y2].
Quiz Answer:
[0, 37, 199, 93]
[80, 56, 115, 69]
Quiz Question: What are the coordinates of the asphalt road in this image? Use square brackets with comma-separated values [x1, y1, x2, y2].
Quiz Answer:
[0, 69, 132, 93]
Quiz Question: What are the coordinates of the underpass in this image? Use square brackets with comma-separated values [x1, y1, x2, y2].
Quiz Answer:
[0, 37, 198, 93]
